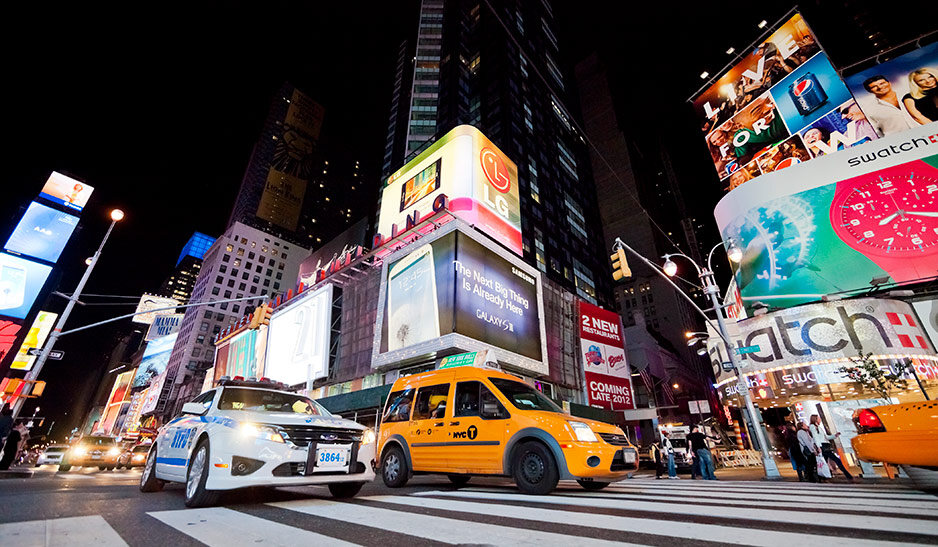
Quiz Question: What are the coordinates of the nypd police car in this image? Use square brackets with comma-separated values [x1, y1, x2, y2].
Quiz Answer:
[139, 377, 376, 507]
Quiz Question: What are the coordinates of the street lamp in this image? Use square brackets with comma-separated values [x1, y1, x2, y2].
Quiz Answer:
[11, 209, 125, 420]
[617, 237, 781, 479]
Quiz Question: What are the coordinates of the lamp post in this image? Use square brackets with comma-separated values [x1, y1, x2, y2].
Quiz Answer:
[617, 237, 781, 479]
[11, 209, 125, 420]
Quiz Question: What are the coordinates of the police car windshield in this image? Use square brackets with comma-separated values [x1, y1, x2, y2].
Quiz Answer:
[218, 388, 329, 415]
[490, 378, 563, 413]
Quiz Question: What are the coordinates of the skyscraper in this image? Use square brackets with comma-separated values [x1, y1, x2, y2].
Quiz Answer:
[158, 232, 216, 304]
[382, 0, 612, 306]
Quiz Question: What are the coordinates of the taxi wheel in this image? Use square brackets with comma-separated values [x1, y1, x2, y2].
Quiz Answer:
[140, 446, 164, 492]
[512, 441, 559, 495]
[381, 445, 409, 488]
[58, 465, 71, 472]
[98, 466, 106, 471]
[577, 480, 610, 491]
[185, 439, 220, 508]
[447, 474, 471, 487]
[328, 482, 365, 499]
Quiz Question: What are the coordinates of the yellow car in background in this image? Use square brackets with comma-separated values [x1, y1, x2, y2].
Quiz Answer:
[852, 402, 938, 487]
[58, 436, 122, 472]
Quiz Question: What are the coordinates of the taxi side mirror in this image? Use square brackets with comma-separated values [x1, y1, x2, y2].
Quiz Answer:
[181, 402, 208, 416]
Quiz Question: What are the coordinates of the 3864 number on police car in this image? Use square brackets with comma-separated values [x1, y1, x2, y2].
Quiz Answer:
[315, 444, 349, 469]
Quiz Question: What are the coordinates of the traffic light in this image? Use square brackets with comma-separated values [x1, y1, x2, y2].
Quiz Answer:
[248, 303, 272, 329]
[610, 247, 632, 280]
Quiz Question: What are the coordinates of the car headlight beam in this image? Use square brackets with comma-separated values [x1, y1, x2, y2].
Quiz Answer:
[239, 423, 285, 443]
[361, 429, 376, 445]
[107, 447, 121, 457]
[568, 421, 598, 442]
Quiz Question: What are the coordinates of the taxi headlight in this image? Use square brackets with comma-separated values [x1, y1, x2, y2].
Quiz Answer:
[107, 447, 121, 457]
[361, 429, 376, 445]
[71, 446, 87, 457]
[568, 421, 598, 442]
[239, 423, 285, 443]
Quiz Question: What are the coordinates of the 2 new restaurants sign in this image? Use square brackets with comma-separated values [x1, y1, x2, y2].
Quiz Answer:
[579, 301, 634, 411]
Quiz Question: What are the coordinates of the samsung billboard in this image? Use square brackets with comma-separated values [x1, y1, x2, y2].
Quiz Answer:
[4, 201, 79, 263]
[0, 252, 53, 320]
[373, 221, 547, 375]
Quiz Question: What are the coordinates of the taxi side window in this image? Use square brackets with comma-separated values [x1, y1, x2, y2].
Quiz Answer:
[412, 384, 450, 420]
[455, 381, 509, 419]
[382, 388, 415, 423]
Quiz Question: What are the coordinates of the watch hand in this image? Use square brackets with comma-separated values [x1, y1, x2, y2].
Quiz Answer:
[878, 212, 900, 225]
[905, 211, 938, 218]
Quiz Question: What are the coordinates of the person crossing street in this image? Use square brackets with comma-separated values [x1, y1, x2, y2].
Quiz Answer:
[687, 425, 720, 480]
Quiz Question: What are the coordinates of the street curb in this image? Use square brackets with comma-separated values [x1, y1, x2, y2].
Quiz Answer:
[0, 469, 34, 479]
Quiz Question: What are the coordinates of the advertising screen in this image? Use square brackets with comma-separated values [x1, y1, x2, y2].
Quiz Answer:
[693, 13, 877, 191]
[0, 318, 23, 363]
[38, 172, 94, 212]
[265, 284, 333, 386]
[4, 202, 79, 263]
[846, 42, 937, 137]
[9, 310, 58, 371]
[139, 370, 166, 415]
[579, 301, 633, 411]
[227, 329, 260, 379]
[378, 125, 522, 255]
[0, 253, 53, 320]
[133, 294, 181, 324]
[131, 333, 178, 389]
[715, 123, 938, 313]
[144, 313, 183, 341]
[375, 224, 546, 374]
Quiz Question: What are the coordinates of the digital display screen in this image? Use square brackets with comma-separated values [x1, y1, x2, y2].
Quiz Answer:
[4, 201, 79, 263]
[131, 333, 178, 389]
[0, 253, 53, 320]
[38, 172, 94, 212]
[400, 158, 441, 212]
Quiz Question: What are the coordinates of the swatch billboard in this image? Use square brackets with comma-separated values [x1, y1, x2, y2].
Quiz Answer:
[715, 123, 938, 314]
[693, 13, 877, 191]
[4, 201, 79, 263]
[579, 301, 633, 411]
[378, 125, 522, 255]
[373, 223, 546, 375]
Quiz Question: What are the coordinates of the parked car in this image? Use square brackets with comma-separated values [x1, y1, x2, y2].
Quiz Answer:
[35, 445, 68, 466]
[117, 444, 151, 469]
[852, 402, 938, 488]
[59, 436, 121, 471]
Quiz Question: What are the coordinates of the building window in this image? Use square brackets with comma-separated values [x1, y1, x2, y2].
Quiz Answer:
[239, 283, 247, 291]
[215, 276, 223, 284]
[216, 312, 225, 320]
[233, 259, 241, 267]
[211, 287, 220, 296]
[253, 275, 260, 283]
[204, 311, 212, 318]
[200, 322, 209, 332]
[224, 290, 232, 298]
[266, 269, 273, 276]
[219, 265, 227, 273]
[226, 244, 233, 252]
[273, 282, 280, 290]
[255, 265, 262, 273]
[227, 279, 235, 287]
[242, 272, 249, 280]
[212, 325, 221, 334]
[192, 348, 201, 357]
[248, 252, 255, 259]
[222, 254, 230, 263]
[240, 237, 247, 244]
[220, 302, 228, 310]
[263, 279, 271, 287]
[250, 286, 258, 294]
[232, 305, 240, 314]
[196, 335, 205, 344]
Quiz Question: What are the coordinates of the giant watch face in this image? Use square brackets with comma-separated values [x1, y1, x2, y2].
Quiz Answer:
[834, 170, 938, 255]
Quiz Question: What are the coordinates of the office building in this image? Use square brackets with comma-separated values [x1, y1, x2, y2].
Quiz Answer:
[381, 0, 612, 306]
[158, 232, 216, 304]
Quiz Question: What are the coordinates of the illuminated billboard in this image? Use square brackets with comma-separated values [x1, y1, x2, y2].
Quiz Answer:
[693, 13, 877, 191]
[373, 222, 546, 375]
[133, 294, 180, 324]
[378, 125, 522, 255]
[845, 42, 938, 136]
[715, 123, 938, 313]
[0, 253, 53, 320]
[131, 333, 178, 389]
[265, 284, 333, 386]
[38, 172, 94, 212]
[10, 310, 58, 371]
[4, 201, 79, 263]
[215, 329, 263, 380]
[139, 370, 166, 415]
[0, 318, 23, 363]
[579, 301, 633, 411]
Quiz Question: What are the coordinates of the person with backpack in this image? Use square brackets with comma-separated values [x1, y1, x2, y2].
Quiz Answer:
[650, 441, 663, 479]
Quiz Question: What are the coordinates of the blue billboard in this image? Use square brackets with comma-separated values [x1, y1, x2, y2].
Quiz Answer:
[131, 332, 178, 389]
[0, 253, 53, 319]
[4, 202, 79, 263]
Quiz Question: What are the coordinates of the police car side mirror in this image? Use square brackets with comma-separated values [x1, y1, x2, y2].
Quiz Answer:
[181, 402, 208, 416]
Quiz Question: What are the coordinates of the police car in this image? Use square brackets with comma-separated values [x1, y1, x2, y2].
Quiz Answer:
[139, 377, 376, 507]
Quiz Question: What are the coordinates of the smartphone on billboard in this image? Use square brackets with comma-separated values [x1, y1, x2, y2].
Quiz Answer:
[387, 244, 440, 351]
[399, 159, 441, 212]
[0, 264, 27, 311]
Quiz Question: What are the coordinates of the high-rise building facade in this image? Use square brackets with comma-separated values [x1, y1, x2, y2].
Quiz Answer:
[382, 0, 612, 306]
[158, 232, 216, 304]
[154, 222, 308, 418]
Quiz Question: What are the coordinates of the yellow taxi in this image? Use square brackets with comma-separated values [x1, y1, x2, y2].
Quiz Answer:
[852, 402, 938, 467]
[377, 364, 638, 494]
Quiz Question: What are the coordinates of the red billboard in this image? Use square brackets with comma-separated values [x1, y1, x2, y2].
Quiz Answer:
[578, 301, 634, 410]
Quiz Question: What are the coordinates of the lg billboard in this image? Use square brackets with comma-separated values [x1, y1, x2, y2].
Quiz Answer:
[373, 222, 547, 375]
[377, 125, 522, 255]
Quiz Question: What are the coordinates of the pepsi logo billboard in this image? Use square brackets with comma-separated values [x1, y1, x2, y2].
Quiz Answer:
[579, 300, 634, 410]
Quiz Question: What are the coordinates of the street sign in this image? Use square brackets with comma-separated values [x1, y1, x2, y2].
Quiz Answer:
[26, 348, 63, 359]
[735, 345, 761, 355]
[721, 361, 735, 371]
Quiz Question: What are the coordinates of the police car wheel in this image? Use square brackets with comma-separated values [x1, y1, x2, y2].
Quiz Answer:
[577, 480, 609, 491]
[328, 482, 365, 498]
[185, 440, 219, 507]
[513, 441, 559, 495]
[381, 445, 409, 488]
[139, 446, 164, 492]
[447, 474, 471, 487]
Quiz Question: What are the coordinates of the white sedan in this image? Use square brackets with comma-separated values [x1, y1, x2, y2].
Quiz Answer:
[139, 378, 376, 507]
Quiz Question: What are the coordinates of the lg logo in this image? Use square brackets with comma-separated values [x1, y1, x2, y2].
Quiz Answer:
[481, 148, 510, 193]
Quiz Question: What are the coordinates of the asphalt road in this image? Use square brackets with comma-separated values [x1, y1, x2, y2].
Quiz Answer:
[2, 466, 938, 546]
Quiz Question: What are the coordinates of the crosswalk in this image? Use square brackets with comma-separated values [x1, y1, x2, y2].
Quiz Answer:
[2, 479, 937, 546]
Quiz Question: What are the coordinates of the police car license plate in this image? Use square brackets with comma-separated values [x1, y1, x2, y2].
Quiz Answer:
[315, 444, 348, 469]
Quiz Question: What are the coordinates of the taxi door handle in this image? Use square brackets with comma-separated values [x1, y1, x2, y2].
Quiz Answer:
[449, 421, 460, 426]
[434, 422, 444, 427]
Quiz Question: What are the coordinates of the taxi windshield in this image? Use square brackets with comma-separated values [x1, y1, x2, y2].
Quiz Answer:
[218, 388, 330, 416]
[79, 436, 117, 446]
[489, 378, 563, 413]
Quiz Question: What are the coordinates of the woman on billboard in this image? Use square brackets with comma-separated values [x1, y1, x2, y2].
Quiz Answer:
[902, 68, 938, 125]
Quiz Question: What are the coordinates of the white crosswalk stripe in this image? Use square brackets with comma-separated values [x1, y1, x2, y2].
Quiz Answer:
[0, 515, 127, 546]
[147, 507, 358, 546]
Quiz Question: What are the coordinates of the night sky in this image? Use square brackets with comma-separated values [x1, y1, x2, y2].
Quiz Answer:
[3, 1, 931, 438]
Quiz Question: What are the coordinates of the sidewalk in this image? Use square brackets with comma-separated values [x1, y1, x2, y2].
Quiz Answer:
[634, 461, 917, 485]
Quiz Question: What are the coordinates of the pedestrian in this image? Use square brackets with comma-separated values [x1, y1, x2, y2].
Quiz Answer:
[650, 441, 663, 479]
[0, 423, 26, 470]
[783, 423, 806, 481]
[809, 415, 854, 481]
[0, 405, 13, 445]
[796, 421, 819, 483]
[661, 430, 679, 479]
[687, 425, 720, 480]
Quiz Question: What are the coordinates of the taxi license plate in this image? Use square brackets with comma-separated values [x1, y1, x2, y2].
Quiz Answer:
[622, 451, 636, 463]
[91, 454, 101, 460]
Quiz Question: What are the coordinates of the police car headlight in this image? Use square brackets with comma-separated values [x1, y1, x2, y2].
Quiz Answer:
[239, 423, 285, 443]
[568, 421, 598, 442]
[361, 429, 376, 445]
